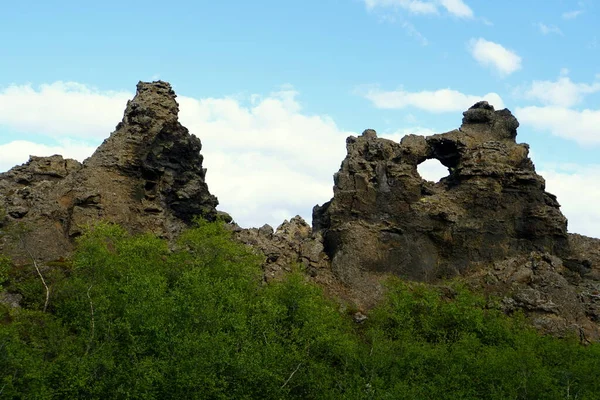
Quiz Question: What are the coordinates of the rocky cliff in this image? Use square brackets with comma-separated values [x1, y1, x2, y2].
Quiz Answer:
[1, 83, 598, 341]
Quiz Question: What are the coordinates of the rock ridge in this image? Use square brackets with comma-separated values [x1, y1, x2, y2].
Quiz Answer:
[1, 84, 599, 341]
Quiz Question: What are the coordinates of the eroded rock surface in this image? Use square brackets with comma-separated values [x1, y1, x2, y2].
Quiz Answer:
[469, 251, 600, 341]
[314, 102, 568, 284]
[0, 81, 218, 265]
[231, 216, 382, 310]
[1, 84, 598, 340]
[232, 216, 328, 280]
[309, 101, 599, 337]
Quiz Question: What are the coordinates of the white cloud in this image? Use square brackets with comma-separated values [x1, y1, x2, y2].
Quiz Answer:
[362, 86, 504, 112]
[0, 82, 131, 138]
[562, 10, 583, 19]
[438, 0, 473, 18]
[417, 158, 449, 182]
[0, 82, 355, 228]
[536, 22, 563, 36]
[538, 164, 600, 238]
[380, 127, 437, 142]
[515, 106, 600, 145]
[364, 0, 473, 18]
[519, 76, 600, 108]
[175, 90, 355, 228]
[364, 0, 438, 14]
[0, 139, 97, 172]
[468, 38, 522, 77]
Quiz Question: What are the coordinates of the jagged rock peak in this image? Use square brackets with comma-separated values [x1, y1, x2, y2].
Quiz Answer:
[460, 101, 520, 141]
[87, 81, 186, 170]
[360, 129, 377, 139]
[0, 80, 218, 266]
[84, 80, 219, 222]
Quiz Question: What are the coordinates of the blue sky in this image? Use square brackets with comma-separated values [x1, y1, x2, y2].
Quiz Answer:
[1, 0, 599, 237]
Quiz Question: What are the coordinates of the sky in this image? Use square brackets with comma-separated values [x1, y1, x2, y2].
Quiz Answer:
[0, 1, 599, 238]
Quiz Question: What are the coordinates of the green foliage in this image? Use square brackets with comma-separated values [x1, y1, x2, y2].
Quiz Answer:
[0, 255, 10, 290]
[0, 221, 599, 399]
[357, 280, 599, 399]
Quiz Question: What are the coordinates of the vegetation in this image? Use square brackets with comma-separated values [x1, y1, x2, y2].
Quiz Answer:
[1, 221, 599, 399]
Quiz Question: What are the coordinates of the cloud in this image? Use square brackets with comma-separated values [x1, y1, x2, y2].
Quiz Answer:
[517, 75, 600, 108]
[1, 81, 598, 238]
[468, 38, 522, 76]
[0, 139, 97, 172]
[536, 22, 563, 36]
[379, 127, 437, 142]
[175, 90, 355, 228]
[0, 82, 131, 138]
[562, 10, 583, 19]
[538, 164, 600, 238]
[438, 0, 473, 18]
[364, 0, 438, 14]
[364, 0, 473, 18]
[417, 158, 450, 182]
[515, 106, 600, 145]
[362, 86, 504, 112]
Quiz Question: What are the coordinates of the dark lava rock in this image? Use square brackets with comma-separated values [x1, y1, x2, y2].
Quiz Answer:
[2, 86, 599, 341]
[313, 102, 568, 286]
[0, 81, 218, 265]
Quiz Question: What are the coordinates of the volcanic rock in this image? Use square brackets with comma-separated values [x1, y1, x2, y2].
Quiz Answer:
[232, 216, 329, 281]
[1, 83, 599, 341]
[313, 102, 569, 287]
[0, 81, 218, 265]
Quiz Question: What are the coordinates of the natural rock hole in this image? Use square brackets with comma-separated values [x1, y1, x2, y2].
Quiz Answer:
[417, 158, 449, 183]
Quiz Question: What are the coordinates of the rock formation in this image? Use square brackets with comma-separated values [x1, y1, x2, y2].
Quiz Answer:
[314, 102, 569, 284]
[310, 101, 599, 339]
[0, 81, 218, 265]
[1, 83, 598, 341]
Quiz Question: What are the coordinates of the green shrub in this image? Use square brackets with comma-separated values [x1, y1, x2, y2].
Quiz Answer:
[0, 255, 10, 290]
[0, 221, 599, 399]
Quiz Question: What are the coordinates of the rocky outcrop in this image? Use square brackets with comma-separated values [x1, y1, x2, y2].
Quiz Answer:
[232, 216, 329, 281]
[469, 251, 600, 341]
[1, 83, 598, 341]
[313, 102, 568, 285]
[0, 81, 218, 265]
[309, 101, 599, 338]
[231, 216, 383, 310]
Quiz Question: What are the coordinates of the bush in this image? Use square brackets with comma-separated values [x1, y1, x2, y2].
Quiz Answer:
[0, 221, 599, 399]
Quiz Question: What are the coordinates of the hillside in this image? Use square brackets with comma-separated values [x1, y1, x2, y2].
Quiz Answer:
[1, 81, 600, 397]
